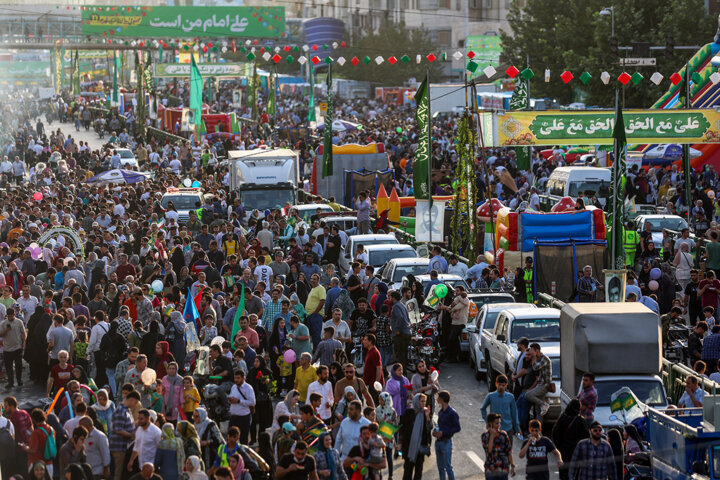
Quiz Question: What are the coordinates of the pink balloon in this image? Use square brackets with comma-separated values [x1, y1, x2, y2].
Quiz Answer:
[30, 247, 42, 260]
[32, 192, 43, 201]
[283, 349, 297, 364]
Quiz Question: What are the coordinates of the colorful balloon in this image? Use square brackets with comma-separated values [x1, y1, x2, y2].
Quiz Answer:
[435, 284, 448, 298]
[32, 192, 43, 201]
[649, 268, 661, 280]
[151, 280, 164, 293]
[283, 349, 297, 364]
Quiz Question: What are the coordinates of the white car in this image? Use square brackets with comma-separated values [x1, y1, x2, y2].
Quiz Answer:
[401, 274, 471, 294]
[362, 244, 418, 268]
[634, 214, 690, 246]
[378, 257, 431, 290]
[340, 234, 399, 274]
[161, 188, 204, 224]
[285, 204, 335, 222]
[115, 148, 138, 168]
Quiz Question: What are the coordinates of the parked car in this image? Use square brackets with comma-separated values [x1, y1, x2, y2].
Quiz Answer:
[161, 187, 204, 224]
[377, 257, 431, 291]
[460, 291, 516, 358]
[339, 234, 399, 274]
[116, 148, 138, 168]
[285, 204, 335, 222]
[363, 244, 418, 268]
[400, 274, 471, 293]
[466, 303, 530, 381]
[634, 214, 690, 245]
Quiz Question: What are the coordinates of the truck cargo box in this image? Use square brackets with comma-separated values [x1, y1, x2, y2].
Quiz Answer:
[560, 303, 661, 395]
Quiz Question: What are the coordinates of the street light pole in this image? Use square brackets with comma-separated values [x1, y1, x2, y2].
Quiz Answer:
[600, 6, 615, 38]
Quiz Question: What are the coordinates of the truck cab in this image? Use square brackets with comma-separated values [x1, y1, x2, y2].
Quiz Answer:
[228, 148, 299, 220]
[539, 166, 611, 211]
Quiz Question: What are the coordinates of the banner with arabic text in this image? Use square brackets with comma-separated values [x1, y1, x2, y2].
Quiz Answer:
[155, 63, 244, 77]
[496, 109, 720, 146]
[81, 6, 285, 38]
[0, 61, 51, 79]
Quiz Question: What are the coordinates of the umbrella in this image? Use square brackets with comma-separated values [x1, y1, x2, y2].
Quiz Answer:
[315, 119, 361, 132]
[642, 144, 701, 163]
[85, 169, 151, 185]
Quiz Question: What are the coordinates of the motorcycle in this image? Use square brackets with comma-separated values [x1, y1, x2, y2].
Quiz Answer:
[406, 305, 441, 372]
[350, 336, 364, 374]
[665, 322, 690, 365]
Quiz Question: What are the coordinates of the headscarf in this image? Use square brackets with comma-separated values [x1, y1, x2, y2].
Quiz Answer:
[93, 389, 113, 412]
[336, 386, 359, 419]
[158, 423, 185, 474]
[284, 390, 299, 416]
[376, 392, 395, 423]
[155, 340, 173, 378]
[185, 455, 208, 480]
[407, 393, 427, 463]
[193, 407, 212, 438]
[72, 364, 89, 385]
[624, 424, 644, 453]
[374, 282, 388, 315]
[177, 420, 201, 456]
[163, 361, 183, 411]
[230, 453, 247, 479]
[316, 432, 337, 480]
[391, 366, 409, 407]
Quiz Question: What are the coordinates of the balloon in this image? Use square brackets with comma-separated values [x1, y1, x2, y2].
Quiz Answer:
[192, 180, 201, 188]
[183, 178, 192, 188]
[484, 251, 495, 265]
[648, 280, 659, 291]
[709, 190, 716, 200]
[210, 336, 225, 347]
[396, 127, 403, 133]
[284, 349, 297, 364]
[649, 268, 661, 280]
[32, 192, 43, 201]
[373, 381, 382, 392]
[151, 279, 164, 293]
[435, 284, 448, 298]
[30, 247, 42, 260]
[141, 368, 157, 386]
[430, 370, 439, 382]
[400, 158, 407, 169]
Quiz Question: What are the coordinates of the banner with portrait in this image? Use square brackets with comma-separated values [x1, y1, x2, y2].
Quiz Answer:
[415, 200, 446, 242]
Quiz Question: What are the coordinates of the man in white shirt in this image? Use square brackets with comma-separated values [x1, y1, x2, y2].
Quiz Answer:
[128, 409, 161, 470]
[529, 187, 541, 211]
[306, 365, 334, 423]
[253, 256, 273, 285]
[228, 370, 256, 446]
[447, 255, 468, 279]
[15, 284, 38, 325]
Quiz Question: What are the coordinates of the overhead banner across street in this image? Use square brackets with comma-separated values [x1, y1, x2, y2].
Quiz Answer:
[81, 6, 285, 38]
[496, 109, 720, 146]
[155, 63, 244, 77]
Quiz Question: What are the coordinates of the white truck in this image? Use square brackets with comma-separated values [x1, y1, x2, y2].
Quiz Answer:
[228, 148, 300, 219]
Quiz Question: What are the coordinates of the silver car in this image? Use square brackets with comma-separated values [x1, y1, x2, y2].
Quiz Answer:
[377, 257, 431, 291]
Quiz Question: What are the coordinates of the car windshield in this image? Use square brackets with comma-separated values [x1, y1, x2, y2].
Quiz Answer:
[392, 264, 429, 282]
[645, 217, 688, 232]
[298, 206, 333, 221]
[162, 196, 201, 210]
[551, 357, 561, 380]
[354, 238, 399, 253]
[568, 180, 609, 197]
[118, 150, 134, 159]
[471, 295, 515, 309]
[510, 318, 560, 342]
[594, 380, 666, 406]
[241, 189, 295, 211]
[369, 249, 417, 267]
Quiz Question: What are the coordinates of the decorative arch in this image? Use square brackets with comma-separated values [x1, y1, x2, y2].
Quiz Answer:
[37, 226, 85, 261]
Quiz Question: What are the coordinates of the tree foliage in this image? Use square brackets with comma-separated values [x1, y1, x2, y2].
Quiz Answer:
[501, 0, 716, 107]
[336, 22, 444, 85]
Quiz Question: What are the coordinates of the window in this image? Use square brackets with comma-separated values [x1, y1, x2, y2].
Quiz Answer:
[439, 0, 451, 7]
[437, 30, 452, 47]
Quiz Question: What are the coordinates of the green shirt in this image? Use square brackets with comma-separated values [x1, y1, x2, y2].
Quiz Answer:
[707, 241, 720, 270]
[290, 323, 312, 357]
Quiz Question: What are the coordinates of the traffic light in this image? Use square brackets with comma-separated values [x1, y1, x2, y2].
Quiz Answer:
[610, 36, 619, 63]
[666, 35, 674, 60]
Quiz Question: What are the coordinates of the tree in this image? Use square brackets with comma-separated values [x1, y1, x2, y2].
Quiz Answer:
[501, 0, 715, 108]
[337, 22, 444, 85]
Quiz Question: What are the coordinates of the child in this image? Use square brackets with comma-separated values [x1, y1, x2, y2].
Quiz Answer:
[276, 346, 293, 397]
[73, 330, 89, 372]
[276, 422, 296, 461]
[704, 306, 716, 328]
[289, 293, 307, 323]
[221, 340, 233, 360]
[150, 380, 164, 414]
[366, 423, 388, 480]
[182, 375, 201, 420]
[200, 315, 217, 346]
[233, 349, 248, 375]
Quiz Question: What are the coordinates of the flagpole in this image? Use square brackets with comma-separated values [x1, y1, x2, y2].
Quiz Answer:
[426, 69, 432, 244]
[683, 61, 692, 224]
[611, 88, 619, 266]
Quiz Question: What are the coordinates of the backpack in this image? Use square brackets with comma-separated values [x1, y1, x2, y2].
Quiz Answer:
[0, 421, 14, 464]
[38, 426, 57, 461]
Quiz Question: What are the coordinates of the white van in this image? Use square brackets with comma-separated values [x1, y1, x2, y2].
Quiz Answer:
[540, 166, 611, 210]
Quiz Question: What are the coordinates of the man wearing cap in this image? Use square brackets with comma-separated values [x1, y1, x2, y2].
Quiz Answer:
[569, 421, 617, 480]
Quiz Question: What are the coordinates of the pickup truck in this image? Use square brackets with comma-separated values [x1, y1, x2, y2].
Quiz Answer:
[460, 291, 516, 360]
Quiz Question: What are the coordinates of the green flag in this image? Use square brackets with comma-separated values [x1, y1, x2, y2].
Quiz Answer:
[112, 50, 120, 104]
[60, 47, 66, 90]
[251, 63, 259, 122]
[190, 54, 203, 126]
[510, 76, 531, 171]
[267, 72, 275, 116]
[72, 50, 80, 96]
[308, 66, 316, 122]
[321, 64, 334, 178]
[230, 287, 246, 348]
[610, 92, 627, 269]
[414, 74, 431, 200]
[246, 63, 255, 121]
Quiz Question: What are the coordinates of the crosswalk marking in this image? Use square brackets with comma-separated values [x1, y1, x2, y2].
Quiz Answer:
[465, 451, 485, 472]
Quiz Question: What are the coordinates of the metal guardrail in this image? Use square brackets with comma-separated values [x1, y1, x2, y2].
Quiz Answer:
[662, 358, 720, 404]
[147, 126, 186, 144]
[536, 292, 567, 309]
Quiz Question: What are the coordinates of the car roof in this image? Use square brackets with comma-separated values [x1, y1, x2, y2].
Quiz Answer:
[413, 274, 464, 280]
[476, 302, 527, 312]
[349, 234, 397, 241]
[387, 258, 430, 265]
[293, 204, 332, 211]
[364, 244, 415, 251]
[324, 216, 357, 222]
[636, 214, 683, 220]
[501, 307, 560, 319]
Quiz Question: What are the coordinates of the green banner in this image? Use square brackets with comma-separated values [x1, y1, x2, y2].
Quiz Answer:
[509, 76, 531, 170]
[64, 50, 107, 61]
[414, 76, 431, 199]
[0, 61, 51, 79]
[155, 63, 244, 77]
[466, 35, 502, 79]
[190, 55, 203, 126]
[497, 109, 720, 146]
[81, 6, 285, 38]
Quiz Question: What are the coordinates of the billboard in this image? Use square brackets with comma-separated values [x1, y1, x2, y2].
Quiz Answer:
[496, 109, 720, 146]
[155, 63, 244, 77]
[466, 35, 502, 77]
[81, 6, 285, 38]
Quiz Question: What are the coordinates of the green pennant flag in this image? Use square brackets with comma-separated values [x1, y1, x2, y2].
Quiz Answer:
[414, 74, 431, 200]
[251, 62, 259, 122]
[112, 50, 120, 104]
[308, 65, 316, 122]
[190, 54, 203, 126]
[610, 93, 627, 269]
[230, 286, 246, 348]
[60, 47, 66, 90]
[267, 71, 276, 116]
[321, 64, 334, 178]
[72, 50, 80, 96]
[246, 63, 256, 121]
[379, 421, 400, 441]
[510, 75, 531, 171]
